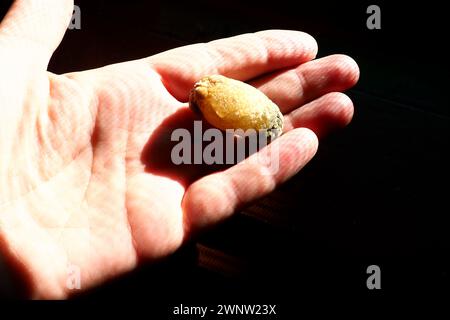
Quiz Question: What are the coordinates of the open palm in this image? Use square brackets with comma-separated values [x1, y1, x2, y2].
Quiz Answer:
[0, 1, 359, 298]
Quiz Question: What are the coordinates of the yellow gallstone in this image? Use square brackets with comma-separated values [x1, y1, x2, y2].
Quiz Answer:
[189, 75, 283, 138]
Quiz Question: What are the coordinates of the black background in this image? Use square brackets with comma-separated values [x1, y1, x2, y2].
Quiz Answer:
[1, 0, 449, 313]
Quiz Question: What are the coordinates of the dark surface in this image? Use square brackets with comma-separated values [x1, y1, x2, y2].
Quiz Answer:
[1, 0, 449, 309]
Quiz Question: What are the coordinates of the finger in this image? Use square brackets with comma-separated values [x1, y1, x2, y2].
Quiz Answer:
[284, 92, 354, 138]
[250, 54, 359, 113]
[0, 0, 74, 69]
[182, 128, 318, 236]
[149, 30, 318, 101]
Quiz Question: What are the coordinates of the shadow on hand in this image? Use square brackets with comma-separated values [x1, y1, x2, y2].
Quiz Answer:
[140, 107, 230, 187]
[141, 106, 271, 188]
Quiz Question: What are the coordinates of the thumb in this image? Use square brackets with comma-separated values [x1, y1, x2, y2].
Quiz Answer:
[0, 0, 74, 69]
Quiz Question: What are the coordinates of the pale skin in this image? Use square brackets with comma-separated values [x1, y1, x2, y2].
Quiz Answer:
[0, 0, 359, 299]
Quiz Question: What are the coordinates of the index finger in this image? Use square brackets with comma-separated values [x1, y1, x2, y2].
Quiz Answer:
[148, 30, 318, 102]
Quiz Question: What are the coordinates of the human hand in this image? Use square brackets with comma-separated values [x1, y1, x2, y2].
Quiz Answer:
[0, 0, 359, 298]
